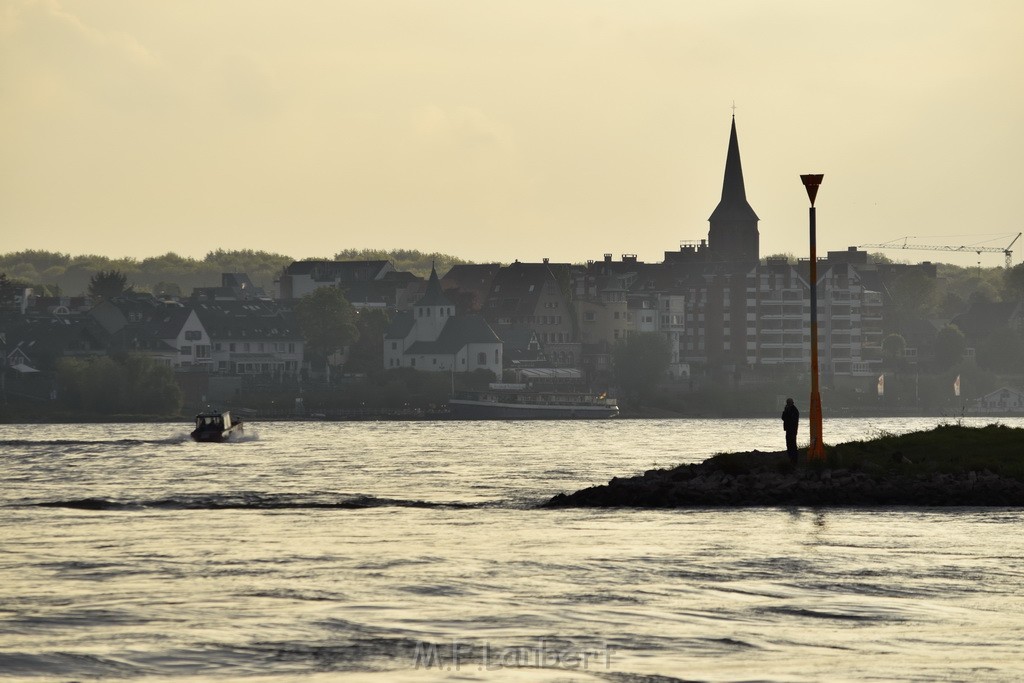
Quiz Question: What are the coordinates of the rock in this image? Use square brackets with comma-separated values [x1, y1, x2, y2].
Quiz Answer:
[544, 464, 1024, 509]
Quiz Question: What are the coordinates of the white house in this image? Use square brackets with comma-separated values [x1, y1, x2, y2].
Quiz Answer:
[193, 301, 304, 376]
[88, 295, 210, 368]
[972, 387, 1024, 413]
[384, 267, 503, 375]
[150, 306, 213, 369]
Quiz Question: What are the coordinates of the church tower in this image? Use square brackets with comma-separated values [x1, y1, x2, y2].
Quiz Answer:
[707, 116, 760, 265]
[411, 264, 455, 343]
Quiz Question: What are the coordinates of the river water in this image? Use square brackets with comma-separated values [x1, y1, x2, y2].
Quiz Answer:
[2, 417, 1024, 682]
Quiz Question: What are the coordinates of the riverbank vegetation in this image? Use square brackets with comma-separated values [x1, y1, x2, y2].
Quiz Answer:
[547, 424, 1024, 507]
[1, 355, 183, 422]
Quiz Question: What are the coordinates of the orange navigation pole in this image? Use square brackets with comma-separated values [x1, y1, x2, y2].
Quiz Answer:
[801, 174, 826, 461]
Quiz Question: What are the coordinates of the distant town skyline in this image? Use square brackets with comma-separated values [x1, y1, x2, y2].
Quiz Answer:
[3, 1, 1023, 269]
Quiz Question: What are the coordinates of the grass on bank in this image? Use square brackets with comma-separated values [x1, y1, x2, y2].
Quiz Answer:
[707, 424, 1024, 480]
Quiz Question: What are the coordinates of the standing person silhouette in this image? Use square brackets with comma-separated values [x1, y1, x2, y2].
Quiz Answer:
[782, 398, 800, 464]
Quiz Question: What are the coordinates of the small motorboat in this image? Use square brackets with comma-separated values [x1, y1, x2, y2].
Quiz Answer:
[190, 411, 244, 442]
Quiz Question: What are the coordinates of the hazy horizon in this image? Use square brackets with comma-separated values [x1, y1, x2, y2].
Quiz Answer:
[3, 1, 1023, 269]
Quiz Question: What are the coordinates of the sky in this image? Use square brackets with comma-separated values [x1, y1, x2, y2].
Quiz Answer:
[3, 1, 1023, 268]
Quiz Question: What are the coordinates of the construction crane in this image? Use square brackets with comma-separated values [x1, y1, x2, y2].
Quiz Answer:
[859, 232, 1022, 268]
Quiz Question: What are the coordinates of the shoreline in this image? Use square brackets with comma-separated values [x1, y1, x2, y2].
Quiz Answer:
[3, 410, 1020, 425]
[545, 424, 1024, 508]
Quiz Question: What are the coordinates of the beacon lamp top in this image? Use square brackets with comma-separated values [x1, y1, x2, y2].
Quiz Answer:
[800, 174, 823, 206]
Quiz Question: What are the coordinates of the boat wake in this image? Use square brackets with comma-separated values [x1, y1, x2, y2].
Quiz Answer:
[230, 430, 260, 443]
[22, 492, 485, 511]
[0, 437, 189, 447]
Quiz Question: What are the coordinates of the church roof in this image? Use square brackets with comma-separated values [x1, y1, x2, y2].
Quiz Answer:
[414, 266, 453, 307]
[405, 315, 500, 355]
[709, 117, 759, 224]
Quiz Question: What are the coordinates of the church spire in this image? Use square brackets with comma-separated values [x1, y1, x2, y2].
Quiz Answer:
[707, 115, 760, 264]
[710, 116, 759, 224]
[415, 263, 452, 307]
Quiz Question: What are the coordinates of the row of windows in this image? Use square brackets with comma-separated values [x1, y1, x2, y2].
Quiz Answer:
[179, 345, 212, 359]
[390, 350, 500, 368]
[582, 311, 683, 327]
[495, 315, 568, 326]
[417, 306, 455, 318]
[212, 341, 296, 353]
[550, 350, 575, 365]
[215, 360, 298, 374]
[501, 315, 565, 326]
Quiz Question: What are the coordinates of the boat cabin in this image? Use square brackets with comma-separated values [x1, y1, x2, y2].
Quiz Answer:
[195, 411, 235, 431]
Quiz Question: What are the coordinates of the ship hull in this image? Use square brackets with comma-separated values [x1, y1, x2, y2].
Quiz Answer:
[448, 399, 618, 420]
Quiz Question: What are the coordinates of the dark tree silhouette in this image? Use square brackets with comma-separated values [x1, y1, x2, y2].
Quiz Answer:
[881, 333, 907, 370]
[1004, 263, 1024, 300]
[55, 355, 182, 415]
[978, 328, 1024, 373]
[88, 269, 131, 300]
[0, 273, 21, 311]
[933, 325, 966, 371]
[294, 287, 359, 361]
[344, 308, 391, 375]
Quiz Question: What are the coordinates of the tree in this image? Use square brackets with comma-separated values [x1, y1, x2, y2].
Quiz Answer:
[1004, 263, 1024, 300]
[294, 287, 359, 361]
[153, 281, 182, 298]
[344, 308, 390, 375]
[888, 269, 938, 317]
[936, 291, 966, 318]
[933, 324, 967, 371]
[88, 269, 130, 300]
[332, 248, 471, 278]
[881, 333, 907, 369]
[121, 355, 183, 414]
[977, 327, 1024, 373]
[613, 332, 671, 404]
[0, 273, 23, 311]
[55, 355, 182, 415]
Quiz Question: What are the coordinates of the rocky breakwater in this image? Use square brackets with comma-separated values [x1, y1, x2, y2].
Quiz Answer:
[546, 424, 1024, 508]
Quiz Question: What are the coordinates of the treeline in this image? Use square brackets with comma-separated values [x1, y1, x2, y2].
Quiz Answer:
[56, 355, 183, 416]
[0, 250, 293, 297]
[0, 249, 474, 298]
[5, 246, 1023, 316]
[931, 262, 1024, 313]
[886, 262, 1024, 319]
[332, 249, 473, 277]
